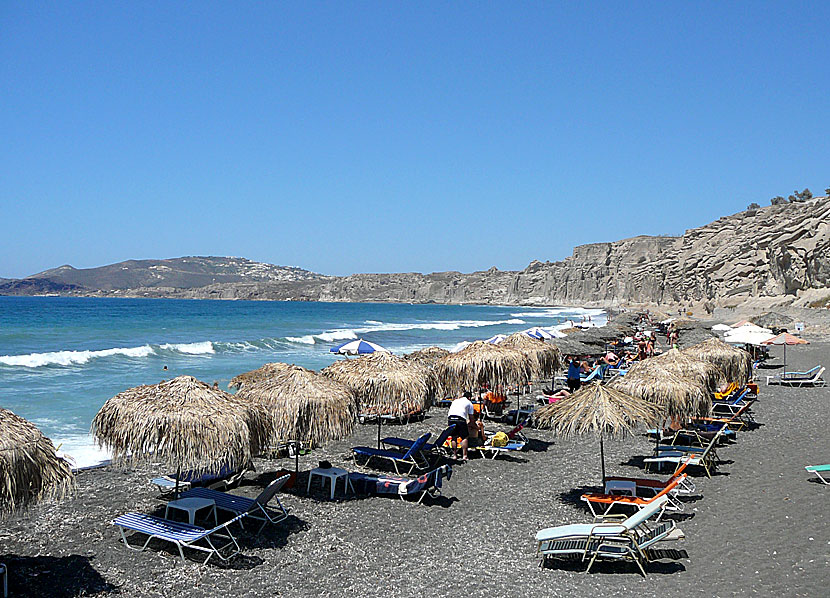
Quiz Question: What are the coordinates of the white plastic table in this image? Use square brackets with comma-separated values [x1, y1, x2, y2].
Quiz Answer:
[307, 466, 353, 500]
[164, 497, 217, 526]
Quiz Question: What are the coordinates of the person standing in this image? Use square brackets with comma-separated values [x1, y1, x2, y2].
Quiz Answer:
[447, 391, 476, 461]
[567, 357, 584, 392]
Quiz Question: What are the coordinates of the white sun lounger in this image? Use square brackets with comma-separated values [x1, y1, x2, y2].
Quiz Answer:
[767, 366, 825, 387]
[535, 495, 683, 575]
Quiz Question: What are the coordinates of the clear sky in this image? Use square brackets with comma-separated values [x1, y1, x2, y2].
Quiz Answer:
[1, 2, 828, 279]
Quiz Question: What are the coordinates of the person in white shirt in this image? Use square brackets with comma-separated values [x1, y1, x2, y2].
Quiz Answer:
[447, 391, 476, 460]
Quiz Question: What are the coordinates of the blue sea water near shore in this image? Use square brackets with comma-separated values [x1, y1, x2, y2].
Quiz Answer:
[0, 296, 604, 468]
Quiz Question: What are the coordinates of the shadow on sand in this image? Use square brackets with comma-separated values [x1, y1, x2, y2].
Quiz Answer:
[0, 554, 120, 596]
[540, 550, 688, 575]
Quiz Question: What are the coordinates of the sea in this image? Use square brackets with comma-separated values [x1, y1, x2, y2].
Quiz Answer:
[0, 296, 604, 468]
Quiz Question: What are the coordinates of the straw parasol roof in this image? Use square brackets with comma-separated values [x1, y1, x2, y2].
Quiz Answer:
[499, 333, 562, 378]
[322, 352, 435, 417]
[229, 362, 293, 390]
[0, 408, 74, 516]
[754, 312, 793, 329]
[682, 337, 753, 385]
[531, 383, 662, 437]
[611, 366, 710, 419]
[235, 365, 357, 447]
[530, 383, 662, 482]
[647, 348, 726, 394]
[435, 341, 531, 395]
[404, 346, 451, 366]
[92, 375, 270, 474]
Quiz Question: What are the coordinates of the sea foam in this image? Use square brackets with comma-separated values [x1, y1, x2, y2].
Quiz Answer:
[0, 345, 155, 368]
[284, 318, 527, 345]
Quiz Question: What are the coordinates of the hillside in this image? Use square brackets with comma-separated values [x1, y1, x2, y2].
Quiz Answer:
[2, 199, 828, 308]
[15, 257, 325, 293]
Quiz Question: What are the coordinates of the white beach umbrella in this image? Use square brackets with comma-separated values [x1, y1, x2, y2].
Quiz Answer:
[732, 323, 773, 335]
[329, 338, 390, 356]
[711, 324, 733, 332]
[723, 328, 775, 346]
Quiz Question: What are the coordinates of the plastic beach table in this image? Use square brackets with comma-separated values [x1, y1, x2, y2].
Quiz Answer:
[307, 467, 353, 499]
[164, 497, 217, 526]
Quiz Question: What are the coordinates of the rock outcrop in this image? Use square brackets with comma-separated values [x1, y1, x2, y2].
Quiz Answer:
[2, 199, 828, 307]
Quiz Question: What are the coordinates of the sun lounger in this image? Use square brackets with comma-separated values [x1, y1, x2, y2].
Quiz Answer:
[604, 459, 695, 496]
[112, 510, 249, 564]
[581, 474, 687, 520]
[643, 426, 725, 478]
[381, 427, 453, 456]
[690, 402, 753, 432]
[535, 495, 683, 575]
[805, 464, 830, 485]
[348, 465, 452, 504]
[150, 463, 249, 496]
[472, 422, 529, 459]
[352, 433, 432, 474]
[767, 366, 826, 387]
[180, 473, 290, 533]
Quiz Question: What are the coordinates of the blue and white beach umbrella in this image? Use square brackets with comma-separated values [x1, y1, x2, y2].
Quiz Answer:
[330, 338, 390, 356]
[483, 334, 507, 345]
[523, 327, 564, 340]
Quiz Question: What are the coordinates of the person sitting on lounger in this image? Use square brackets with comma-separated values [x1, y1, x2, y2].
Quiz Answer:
[448, 391, 476, 461]
[603, 351, 619, 366]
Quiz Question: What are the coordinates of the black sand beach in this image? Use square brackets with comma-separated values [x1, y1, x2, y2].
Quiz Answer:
[2, 342, 828, 598]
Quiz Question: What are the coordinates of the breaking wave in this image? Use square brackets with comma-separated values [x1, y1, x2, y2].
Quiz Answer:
[0, 341, 215, 368]
[284, 318, 526, 345]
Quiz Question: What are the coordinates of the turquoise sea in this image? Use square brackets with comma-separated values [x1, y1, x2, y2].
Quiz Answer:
[0, 296, 603, 467]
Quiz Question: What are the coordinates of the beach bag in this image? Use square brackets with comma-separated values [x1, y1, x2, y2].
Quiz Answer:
[491, 432, 509, 447]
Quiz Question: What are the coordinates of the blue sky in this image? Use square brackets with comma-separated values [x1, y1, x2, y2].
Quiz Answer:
[1, 2, 828, 278]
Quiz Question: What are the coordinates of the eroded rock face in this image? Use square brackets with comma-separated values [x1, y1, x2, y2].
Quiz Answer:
[3, 200, 828, 305]
[307, 199, 829, 305]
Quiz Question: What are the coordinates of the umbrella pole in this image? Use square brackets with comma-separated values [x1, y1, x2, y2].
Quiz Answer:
[377, 415, 382, 449]
[600, 433, 606, 485]
[175, 464, 181, 500]
[783, 343, 787, 373]
[295, 441, 299, 474]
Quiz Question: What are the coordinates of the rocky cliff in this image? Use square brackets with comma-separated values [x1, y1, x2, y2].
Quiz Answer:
[2, 199, 828, 307]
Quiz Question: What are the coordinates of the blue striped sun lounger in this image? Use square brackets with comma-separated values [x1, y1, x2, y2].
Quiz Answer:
[111, 511, 248, 564]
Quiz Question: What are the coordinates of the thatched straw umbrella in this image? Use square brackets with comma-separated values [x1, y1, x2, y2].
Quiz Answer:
[236, 365, 357, 471]
[647, 348, 725, 394]
[404, 346, 450, 366]
[531, 383, 662, 483]
[0, 408, 73, 516]
[435, 341, 531, 397]
[228, 362, 293, 390]
[322, 352, 435, 447]
[611, 366, 710, 420]
[498, 333, 562, 423]
[500, 333, 562, 379]
[92, 375, 270, 495]
[405, 346, 452, 399]
[682, 337, 753, 385]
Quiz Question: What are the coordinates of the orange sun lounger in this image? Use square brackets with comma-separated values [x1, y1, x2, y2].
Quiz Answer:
[580, 474, 687, 520]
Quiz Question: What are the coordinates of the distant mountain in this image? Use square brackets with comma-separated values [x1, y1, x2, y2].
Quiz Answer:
[2, 199, 829, 309]
[1, 257, 324, 295]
